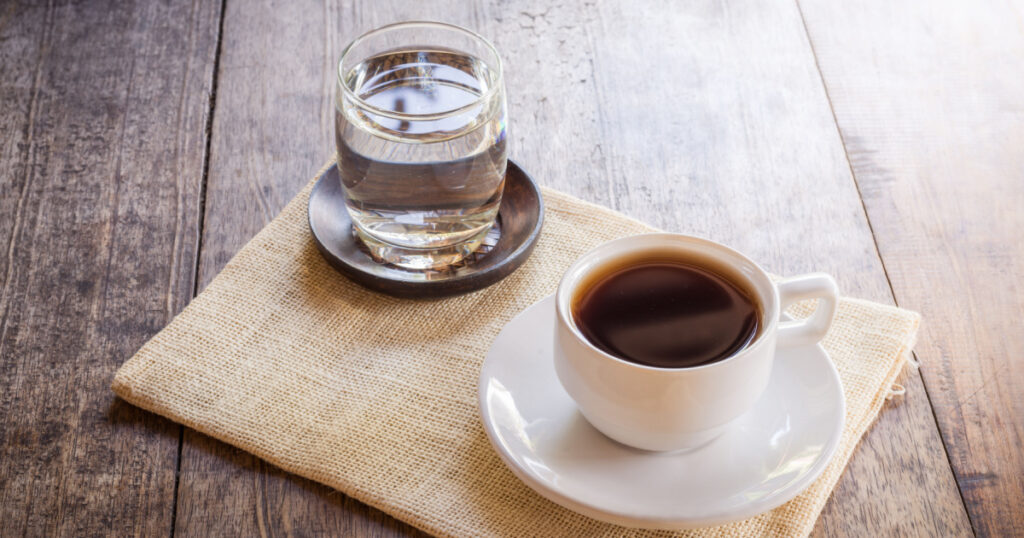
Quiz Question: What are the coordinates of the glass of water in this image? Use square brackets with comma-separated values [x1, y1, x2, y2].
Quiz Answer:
[336, 22, 507, 270]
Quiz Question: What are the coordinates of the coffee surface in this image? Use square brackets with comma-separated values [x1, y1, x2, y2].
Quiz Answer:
[572, 260, 760, 368]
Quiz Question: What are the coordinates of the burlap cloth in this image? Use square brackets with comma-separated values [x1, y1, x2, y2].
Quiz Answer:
[113, 162, 920, 537]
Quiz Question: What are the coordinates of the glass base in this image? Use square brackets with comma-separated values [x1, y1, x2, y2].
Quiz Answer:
[353, 224, 491, 271]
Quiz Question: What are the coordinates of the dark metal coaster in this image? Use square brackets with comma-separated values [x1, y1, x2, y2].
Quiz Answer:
[308, 160, 544, 298]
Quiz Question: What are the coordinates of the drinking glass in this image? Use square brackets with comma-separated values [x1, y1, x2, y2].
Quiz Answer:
[335, 21, 508, 270]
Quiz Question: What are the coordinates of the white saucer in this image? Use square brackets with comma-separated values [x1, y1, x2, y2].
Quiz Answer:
[478, 295, 845, 530]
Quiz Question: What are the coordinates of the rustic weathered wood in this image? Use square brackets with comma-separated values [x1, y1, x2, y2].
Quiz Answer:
[0, 0, 220, 536]
[175, 0, 971, 536]
[799, 0, 1024, 535]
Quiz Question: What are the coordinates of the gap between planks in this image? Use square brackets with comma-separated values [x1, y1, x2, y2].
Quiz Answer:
[169, 0, 230, 536]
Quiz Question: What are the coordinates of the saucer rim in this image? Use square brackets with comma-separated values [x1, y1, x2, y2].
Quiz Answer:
[477, 294, 846, 530]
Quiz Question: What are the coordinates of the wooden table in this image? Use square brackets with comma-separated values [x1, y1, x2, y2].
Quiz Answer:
[1, 0, 1021, 536]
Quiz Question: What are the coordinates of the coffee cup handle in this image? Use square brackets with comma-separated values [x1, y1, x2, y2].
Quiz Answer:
[776, 273, 839, 348]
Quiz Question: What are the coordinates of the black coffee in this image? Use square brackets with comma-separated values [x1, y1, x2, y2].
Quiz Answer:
[572, 256, 761, 368]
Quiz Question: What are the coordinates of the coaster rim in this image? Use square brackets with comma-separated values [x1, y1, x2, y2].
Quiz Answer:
[307, 159, 544, 298]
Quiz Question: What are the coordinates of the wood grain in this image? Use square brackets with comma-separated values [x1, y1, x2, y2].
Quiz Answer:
[0, 0, 220, 536]
[176, 0, 971, 536]
[798, 0, 1024, 535]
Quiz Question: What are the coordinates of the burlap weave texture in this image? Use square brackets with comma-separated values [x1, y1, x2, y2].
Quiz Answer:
[113, 163, 920, 537]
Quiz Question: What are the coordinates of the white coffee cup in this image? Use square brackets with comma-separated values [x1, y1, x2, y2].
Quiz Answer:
[554, 233, 838, 452]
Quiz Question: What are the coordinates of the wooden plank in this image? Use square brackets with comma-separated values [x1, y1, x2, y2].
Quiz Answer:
[173, 0, 424, 535]
[178, 0, 969, 535]
[798, 0, 1024, 535]
[0, 0, 221, 536]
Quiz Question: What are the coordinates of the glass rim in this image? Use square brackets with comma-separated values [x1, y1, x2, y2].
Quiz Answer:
[337, 21, 504, 122]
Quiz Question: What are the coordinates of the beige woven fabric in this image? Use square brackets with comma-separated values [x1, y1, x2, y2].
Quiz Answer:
[113, 162, 920, 537]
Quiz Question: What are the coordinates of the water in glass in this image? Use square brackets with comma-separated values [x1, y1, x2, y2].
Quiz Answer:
[336, 48, 507, 270]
